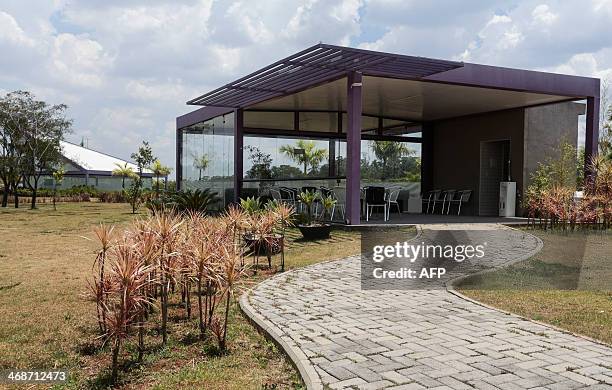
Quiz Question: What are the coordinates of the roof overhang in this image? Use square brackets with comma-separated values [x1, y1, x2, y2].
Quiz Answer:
[187, 43, 463, 108]
[180, 43, 599, 127]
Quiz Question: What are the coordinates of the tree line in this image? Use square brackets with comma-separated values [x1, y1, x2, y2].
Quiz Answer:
[0, 91, 72, 209]
[1, 91, 174, 211]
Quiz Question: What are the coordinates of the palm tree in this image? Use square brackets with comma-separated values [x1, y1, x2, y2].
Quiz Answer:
[279, 140, 327, 175]
[193, 154, 209, 180]
[371, 141, 412, 180]
[112, 162, 137, 189]
[150, 160, 172, 195]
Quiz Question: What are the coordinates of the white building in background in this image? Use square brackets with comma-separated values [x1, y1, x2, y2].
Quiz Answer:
[40, 141, 154, 192]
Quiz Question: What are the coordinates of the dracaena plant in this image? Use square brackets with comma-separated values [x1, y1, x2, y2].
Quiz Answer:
[92, 224, 115, 334]
[298, 190, 318, 225]
[86, 205, 264, 382]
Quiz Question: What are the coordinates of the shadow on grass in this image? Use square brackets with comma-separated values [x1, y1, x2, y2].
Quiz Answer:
[457, 259, 583, 291]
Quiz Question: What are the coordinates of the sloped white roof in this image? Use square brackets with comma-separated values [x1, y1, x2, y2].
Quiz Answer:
[60, 141, 152, 174]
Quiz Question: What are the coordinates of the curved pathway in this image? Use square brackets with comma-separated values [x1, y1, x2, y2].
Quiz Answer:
[241, 225, 612, 389]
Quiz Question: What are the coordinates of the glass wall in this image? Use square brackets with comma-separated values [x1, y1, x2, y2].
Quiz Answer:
[180, 113, 234, 207]
[178, 109, 423, 216]
[242, 135, 346, 197]
[239, 134, 421, 216]
[359, 139, 422, 213]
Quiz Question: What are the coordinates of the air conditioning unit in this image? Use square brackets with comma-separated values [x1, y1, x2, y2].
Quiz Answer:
[499, 181, 516, 217]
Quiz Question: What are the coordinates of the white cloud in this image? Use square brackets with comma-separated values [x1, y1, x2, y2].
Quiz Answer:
[499, 25, 524, 50]
[485, 14, 512, 28]
[48, 33, 113, 88]
[125, 79, 192, 102]
[0, 11, 35, 46]
[532, 4, 558, 25]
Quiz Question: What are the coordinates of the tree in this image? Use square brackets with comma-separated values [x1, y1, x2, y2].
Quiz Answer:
[279, 140, 327, 175]
[0, 91, 71, 209]
[602, 105, 612, 161]
[244, 145, 273, 180]
[52, 167, 65, 211]
[0, 92, 27, 208]
[599, 78, 612, 160]
[193, 154, 209, 180]
[150, 159, 172, 196]
[371, 141, 412, 180]
[125, 179, 143, 214]
[112, 162, 137, 189]
[127, 141, 155, 212]
[271, 164, 302, 178]
[131, 141, 155, 178]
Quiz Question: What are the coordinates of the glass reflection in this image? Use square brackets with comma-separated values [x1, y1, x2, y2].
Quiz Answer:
[180, 113, 234, 207]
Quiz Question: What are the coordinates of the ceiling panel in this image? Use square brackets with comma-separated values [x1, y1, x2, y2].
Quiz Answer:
[249, 76, 575, 121]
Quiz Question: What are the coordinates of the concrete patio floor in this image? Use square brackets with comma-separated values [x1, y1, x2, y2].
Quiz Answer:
[338, 213, 529, 227]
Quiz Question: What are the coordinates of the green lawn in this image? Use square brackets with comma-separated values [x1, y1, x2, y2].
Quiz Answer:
[0, 202, 366, 389]
[457, 228, 612, 345]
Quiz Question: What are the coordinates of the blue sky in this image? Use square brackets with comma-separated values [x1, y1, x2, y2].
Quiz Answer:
[1, 0, 611, 176]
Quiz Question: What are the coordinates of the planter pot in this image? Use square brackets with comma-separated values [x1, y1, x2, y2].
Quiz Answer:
[243, 233, 283, 256]
[297, 224, 331, 240]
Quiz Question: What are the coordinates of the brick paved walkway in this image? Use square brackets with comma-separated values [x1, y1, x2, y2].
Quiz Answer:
[240, 225, 612, 389]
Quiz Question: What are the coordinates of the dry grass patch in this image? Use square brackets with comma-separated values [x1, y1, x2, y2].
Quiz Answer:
[0, 202, 366, 389]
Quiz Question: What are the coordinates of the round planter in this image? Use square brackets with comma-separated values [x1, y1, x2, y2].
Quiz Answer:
[243, 233, 283, 256]
[297, 224, 331, 240]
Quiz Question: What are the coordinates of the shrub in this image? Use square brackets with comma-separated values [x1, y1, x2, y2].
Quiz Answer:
[99, 192, 126, 203]
[146, 189, 221, 215]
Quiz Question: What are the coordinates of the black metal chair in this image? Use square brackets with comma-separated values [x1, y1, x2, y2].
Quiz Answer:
[422, 190, 441, 214]
[440, 190, 456, 214]
[386, 187, 401, 220]
[301, 186, 317, 194]
[446, 190, 472, 215]
[365, 186, 387, 221]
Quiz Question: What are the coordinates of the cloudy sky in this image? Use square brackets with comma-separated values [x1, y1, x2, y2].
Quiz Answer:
[1, 0, 612, 176]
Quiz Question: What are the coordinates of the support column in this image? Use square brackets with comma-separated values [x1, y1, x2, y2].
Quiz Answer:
[328, 139, 336, 177]
[176, 128, 183, 191]
[421, 122, 434, 195]
[346, 71, 362, 224]
[233, 108, 244, 203]
[585, 96, 600, 182]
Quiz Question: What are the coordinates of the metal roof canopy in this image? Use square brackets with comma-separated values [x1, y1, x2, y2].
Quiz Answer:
[187, 43, 464, 108]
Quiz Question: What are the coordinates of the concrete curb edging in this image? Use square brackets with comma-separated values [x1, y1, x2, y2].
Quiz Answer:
[240, 288, 324, 390]
[446, 226, 612, 349]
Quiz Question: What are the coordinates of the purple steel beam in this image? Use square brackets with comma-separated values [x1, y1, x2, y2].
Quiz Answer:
[176, 106, 233, 129]
[189, 47, 337, 105]
[210, 65, 345, 107]
[233, 109, 244, 203]
[229, 68, 343, 105]
[319, 43, 461, 68]
[424, 62, 599, 98]
[585, 96, 600, 181]
[346, 71, 362, 225]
